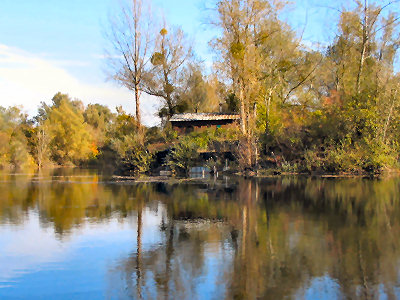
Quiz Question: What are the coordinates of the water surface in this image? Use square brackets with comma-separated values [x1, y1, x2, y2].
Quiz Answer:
[1, 169, 400, 299]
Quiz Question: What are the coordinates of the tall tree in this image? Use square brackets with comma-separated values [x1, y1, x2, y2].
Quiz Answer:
[212, 0, 296, 167]
[212, 0, 279, 135]
[106, 0, 154, 127]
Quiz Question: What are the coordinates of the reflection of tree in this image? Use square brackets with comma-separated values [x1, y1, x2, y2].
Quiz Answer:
[2, 170, 400, 298]
[225, 177, 400, 299]
[136, 204, 142, 299]
[0, 169, 160, 237]
[109, 219, 232, 299]
[163, 220, 173, 300]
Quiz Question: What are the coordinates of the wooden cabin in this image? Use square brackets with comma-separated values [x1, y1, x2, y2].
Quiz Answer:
[170, 113, 240, 134]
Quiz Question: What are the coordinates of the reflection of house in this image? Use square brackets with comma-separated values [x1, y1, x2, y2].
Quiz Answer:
[170, 113, 240, 133]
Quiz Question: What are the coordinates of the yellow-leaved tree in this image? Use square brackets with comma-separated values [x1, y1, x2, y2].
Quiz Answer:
[42, 93, 97, 165]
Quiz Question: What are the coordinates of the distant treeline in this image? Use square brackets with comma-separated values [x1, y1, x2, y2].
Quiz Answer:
[0, 92, 161, 171]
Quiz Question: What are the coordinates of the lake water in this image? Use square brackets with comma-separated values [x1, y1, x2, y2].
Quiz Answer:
[0, 169, 400, 299]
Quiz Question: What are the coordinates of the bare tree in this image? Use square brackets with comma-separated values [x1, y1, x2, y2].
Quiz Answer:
[36, 123, 50, 168]
[354, 0, 400, 94]
[106, 0, 155, 127]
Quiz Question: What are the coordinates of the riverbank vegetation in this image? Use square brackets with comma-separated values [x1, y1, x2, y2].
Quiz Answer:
[1, 0, 400, 175]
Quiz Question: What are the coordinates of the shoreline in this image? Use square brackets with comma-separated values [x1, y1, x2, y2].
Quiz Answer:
[2, 165, 400, 181]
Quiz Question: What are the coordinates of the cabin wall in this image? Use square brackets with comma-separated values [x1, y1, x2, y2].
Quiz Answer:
[171, 120, 238, 134]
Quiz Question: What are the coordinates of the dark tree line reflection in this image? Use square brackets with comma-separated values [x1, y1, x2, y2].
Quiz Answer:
[1, 170, 400, 299]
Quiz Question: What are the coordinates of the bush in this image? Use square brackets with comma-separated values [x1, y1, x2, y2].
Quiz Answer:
[120, 144, 153, 174]
[280, 161, 299, 173]
[111, 134, 153, 174]
[166, 137, 199, 175]
[300, 139, 399, 174]
[303, 148, 323, 172]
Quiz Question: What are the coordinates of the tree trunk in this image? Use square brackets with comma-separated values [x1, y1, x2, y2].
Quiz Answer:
[135, 84, 141, 127]
[239, 84, 246, 134]
[265, 88, 272, 135]
[382, 90, 397, 144]
[356, 0, 369, 95]
[356, 40, 367, 94]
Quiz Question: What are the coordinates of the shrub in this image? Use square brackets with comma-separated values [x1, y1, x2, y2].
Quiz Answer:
[303, 148, 323, 172]
[120, 144, 153, 174]
[111, 135, 153, 174]
[166, 137, 199, 175]
[280, 161, 299, 173]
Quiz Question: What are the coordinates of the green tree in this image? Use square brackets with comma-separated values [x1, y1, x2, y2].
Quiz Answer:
[309, 0, 400, 172]
[0, 106, 34, 169]
[144, 26, 192, 119]
[176, 64, 224, 113]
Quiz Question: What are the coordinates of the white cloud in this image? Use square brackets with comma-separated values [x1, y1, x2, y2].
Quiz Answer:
[0, 44, 161, 126]
[92, 53, 123, 60]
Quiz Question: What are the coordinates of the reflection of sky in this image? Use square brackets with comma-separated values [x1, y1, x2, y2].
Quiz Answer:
[0, 205, 165, 299]
[295, 275, 343, 299]
[195, 243, 232, 300]
[295, 275, 400, 300]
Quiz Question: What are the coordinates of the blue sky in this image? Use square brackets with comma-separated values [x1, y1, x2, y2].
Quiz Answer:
[0, 0, 353, 125]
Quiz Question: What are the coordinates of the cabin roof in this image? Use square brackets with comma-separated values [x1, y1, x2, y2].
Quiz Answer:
[170, 113, 240, 122]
